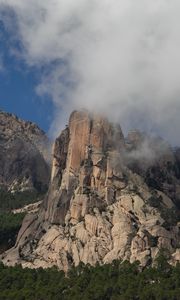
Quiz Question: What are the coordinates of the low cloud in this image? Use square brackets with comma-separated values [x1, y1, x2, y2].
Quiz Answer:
[0, 0, 180, 145]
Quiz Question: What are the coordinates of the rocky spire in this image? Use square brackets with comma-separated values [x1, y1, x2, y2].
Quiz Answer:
[45, 110, 126, 225]
[2, 110, 180, 271]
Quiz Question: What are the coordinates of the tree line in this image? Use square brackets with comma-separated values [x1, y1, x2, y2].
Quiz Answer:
[0, 254, 179, 300]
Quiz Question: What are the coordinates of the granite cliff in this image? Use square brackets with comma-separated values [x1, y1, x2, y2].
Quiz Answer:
[2, 111, 180, 270]
[0, 110, 51, 193]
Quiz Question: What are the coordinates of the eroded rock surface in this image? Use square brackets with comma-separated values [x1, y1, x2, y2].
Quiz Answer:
[2, 111, 180, 270]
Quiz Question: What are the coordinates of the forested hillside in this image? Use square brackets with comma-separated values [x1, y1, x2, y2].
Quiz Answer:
[0, 188, 44, 253]
[0, 212, 25, 254]
[0, 255, 179, 300]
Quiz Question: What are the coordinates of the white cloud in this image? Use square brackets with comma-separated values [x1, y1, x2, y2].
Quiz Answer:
[0, 0, 180, 145]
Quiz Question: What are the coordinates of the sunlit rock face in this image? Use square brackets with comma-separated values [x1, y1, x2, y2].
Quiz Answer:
[46, 110, 126, 225]
[0, 111, 51, 193]
[2, 110, 180, 271]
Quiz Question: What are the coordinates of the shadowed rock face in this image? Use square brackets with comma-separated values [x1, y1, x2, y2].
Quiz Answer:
[0, 110, 51, 193]
[2, 111, 180, 271]
[125, 130, 180, 208]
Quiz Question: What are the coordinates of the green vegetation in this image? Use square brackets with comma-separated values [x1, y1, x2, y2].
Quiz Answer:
[146, 191, 180, 230]
[0, 188, 44, 212]
[0, 188, 44, 252]
[147, 193, 162, 208]
[0, 212, 25, 253]
[0, 256, 179, 300]
[160, 207, 180, 230]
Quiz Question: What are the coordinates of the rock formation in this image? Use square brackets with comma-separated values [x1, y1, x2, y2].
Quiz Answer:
[2, 110, 180, 270]
[0, 110, 51, 193]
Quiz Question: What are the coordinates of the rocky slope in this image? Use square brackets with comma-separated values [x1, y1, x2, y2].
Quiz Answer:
[0, 110, 51, 193]
[2, 111, 180, 270]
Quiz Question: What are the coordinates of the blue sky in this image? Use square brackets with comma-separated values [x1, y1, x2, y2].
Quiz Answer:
[0, 17, 54, 133]
[0, 1, 179, 145]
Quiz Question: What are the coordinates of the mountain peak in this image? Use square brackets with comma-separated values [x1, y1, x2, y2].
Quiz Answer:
[2, 110, 180, 270]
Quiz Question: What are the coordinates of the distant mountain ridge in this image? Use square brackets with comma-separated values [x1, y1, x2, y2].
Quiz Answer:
[0, 110, 51, 193]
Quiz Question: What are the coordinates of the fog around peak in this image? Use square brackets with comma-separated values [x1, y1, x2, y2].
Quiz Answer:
[0, 0, 180, 145]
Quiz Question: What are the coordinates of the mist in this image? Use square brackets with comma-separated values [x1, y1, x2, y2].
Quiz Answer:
[0, 0, 180, 145]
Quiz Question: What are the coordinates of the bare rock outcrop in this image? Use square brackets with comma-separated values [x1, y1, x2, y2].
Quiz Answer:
[2, 110, 180, 270]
